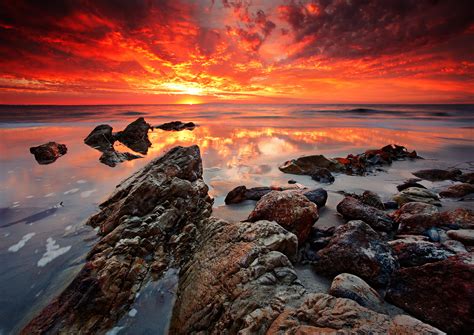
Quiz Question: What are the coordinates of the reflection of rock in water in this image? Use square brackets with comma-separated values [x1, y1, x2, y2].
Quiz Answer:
[0, 202, 63, 228]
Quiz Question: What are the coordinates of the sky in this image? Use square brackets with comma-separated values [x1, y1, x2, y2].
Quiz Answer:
[0, 0, 473, 105]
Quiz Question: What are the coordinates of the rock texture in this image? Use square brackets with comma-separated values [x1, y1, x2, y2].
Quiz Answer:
[313, 220, 399, 287]
[29, 142, 67, 164]
[387, 253, 474, 334]
[389, 237, 454, 267]
[412, 168, 462, 181]
[393, 187, 441, 206]
[115, 117, 152, 154]
[22, 145, 213, 334]
[439, 183, 474, 198]
[279, 155, 342, 175]
[247, 190, 319, 243]
[447, 229, 474, 245]
[99, 150, 142, 167]
[336, 196, 394, 232]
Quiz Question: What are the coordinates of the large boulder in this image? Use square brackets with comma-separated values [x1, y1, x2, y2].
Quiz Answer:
[336, 196, 394, 232]
[313, 220, 399, 287]
[393, 187, 441, 206]
[412, 168, 462, 181]
[84, 124, 115, 150]
[29, 142, 67, 164]
[439, 183, 474, 198]
[279, 155, 342, 175]
[248, 190, 319, 243]
[115, 117, 152, 154]
[329, 273, 386, 313]
[387, 253, 474, 334]
[389, 237, 454, 267]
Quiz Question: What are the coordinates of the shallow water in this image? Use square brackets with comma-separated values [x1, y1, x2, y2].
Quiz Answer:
[0, 104, 473, 333]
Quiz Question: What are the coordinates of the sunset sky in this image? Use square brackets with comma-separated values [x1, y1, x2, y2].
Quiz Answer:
[0, 0, 473, 104]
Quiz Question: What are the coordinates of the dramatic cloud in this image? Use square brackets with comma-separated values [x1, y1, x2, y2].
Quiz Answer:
[0, 0, 472, 104]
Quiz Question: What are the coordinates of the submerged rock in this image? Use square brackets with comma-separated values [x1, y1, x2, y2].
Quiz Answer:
[156, 121, 196, 131]
[84, 124, 115, 150]
[99, 150, 142, 167]
[313, 220, 399, 287]
[115, 117, 152, 154]
[457, 172, 474, 184]
[225, 185, 276, 204]
[336, 196, 394, 232]
[439, 183, 474, 198]
[302, 188, 328, 208]
[22, 145, 213, 334]
[329, 273, 386, 313]
[393, 187, 441, 206]
[387, 253, 474, 334]
[29, 142, 67, 164]
[412, 168, 462, 182]
[310, 168, 335, 183]
[247, 190, 319, 243]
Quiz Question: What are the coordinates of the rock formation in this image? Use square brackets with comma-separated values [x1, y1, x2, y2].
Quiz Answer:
[29, 142, 67, 164]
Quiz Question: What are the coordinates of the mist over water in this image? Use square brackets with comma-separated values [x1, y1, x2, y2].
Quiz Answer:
[0, 104, 473, 333]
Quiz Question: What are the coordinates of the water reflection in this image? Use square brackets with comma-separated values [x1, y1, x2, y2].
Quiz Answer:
[0, 105, 473, 333]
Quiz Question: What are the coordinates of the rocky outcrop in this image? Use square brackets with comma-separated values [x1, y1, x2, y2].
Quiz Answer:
[84, 124, 115, 150]
[387, 253, 474, 334]
[29, 142, 67, 164]
[389, 237, 454, 267]
[439, 183, 474, 198]
[247, 190, 319, 243]
[393, 187, 441, 206]
[115, 117, 152, 154]
[329, 273, 386, 313]
[313, 220, 399, 287]
[156, 121, 196, 131]
[412, 168, 462, 182]
[336, 196, 394, 232]
[22, 145, 213, 334]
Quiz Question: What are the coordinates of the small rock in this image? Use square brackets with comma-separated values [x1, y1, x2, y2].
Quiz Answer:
[99, 150, 142, 167]
[389, 237, 454, 267]
[115, 117, 152, 154]
[329, 273, 386, 313]
[397, 180, 426, 191]
[84, 124, 115, 150]
[248, 190, 319, 243]
[447, 229, 474, 246]
[279, 155, 342, 175]
[288, 179, 297, 184]
[302, 188, 328, 208]
[156, 121, 196, 131]
[439, 183, 474, 198]
[360, 190, 385, 210]
[412, 168, 462, 182]
[30, 142, 67, 164]
[336, 196, 394, 232]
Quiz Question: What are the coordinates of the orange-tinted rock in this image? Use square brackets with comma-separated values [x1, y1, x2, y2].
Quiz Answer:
[248, 190, 319, 243]
[116, 117, 152, 154]
[29, 141, 67, 164]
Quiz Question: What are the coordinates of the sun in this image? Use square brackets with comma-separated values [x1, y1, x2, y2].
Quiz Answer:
[179, 97, 201, 105]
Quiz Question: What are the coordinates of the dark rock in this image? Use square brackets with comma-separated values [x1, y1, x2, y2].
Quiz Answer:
[397, 180, 426, 191]
[84, 124, 115, 150]
[384, 201, 399, 209]
[99, 150, 142, 167]
[336, 196, 394, 232]
[156, 121, 196, 131]
[412, 168, 462, 182]
[313, 220, 399, 287]
[302, 188, 328, 208]
[248, 190, 319, 243]
[389, 237, 454, 267]
[439, 183, 474, 198]
[279, 155, 342, 175]
[224, 186, 280, 204]
[310, 168, 335, 183]
[387, 253, 474, 334]
[288, 179, 297, 184]
[360, 190, 385, 210]
[29, 142, 67, 164]
[115, 117, 152, 154]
